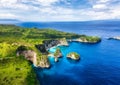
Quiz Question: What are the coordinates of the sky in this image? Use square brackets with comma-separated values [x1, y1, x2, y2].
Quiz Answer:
[0, 0, 120, 21]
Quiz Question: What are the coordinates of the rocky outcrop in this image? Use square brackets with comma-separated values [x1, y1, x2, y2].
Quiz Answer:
[16, 45, 50, 68]
[59, 38, 68, 46]
[54, 48, 62, 62]
[108, 36, 120, 40]
[35, 40, 60, 53]
[72, 36, 101, 43]
[17, 50, 37, 66]
[17, 49, 50, 68]
[67, 52, 80, 61]
[37, 55, 50, 68]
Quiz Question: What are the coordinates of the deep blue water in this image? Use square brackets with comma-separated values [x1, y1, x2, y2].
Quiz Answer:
[17, 21, 120, 85]
[17, 21, 120, 38]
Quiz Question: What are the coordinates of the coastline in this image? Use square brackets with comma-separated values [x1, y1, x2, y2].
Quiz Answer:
[1, 23, 118, 85]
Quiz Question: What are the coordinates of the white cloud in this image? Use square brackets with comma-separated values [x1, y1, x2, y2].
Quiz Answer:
[37, 0, 58, 6]
[0, 0, 17, 3]
[0, 0, 39, 10]
[97, 0, 110, 3]
[0, 13, 18, 19]
[92, 4, 107, 9]
[0, 0, 120, 21]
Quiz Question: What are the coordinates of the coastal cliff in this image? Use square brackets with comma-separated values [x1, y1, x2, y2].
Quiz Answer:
[36, 38, 68, 53]
[17, 50, 37, 65]
[16, 38, 68, 68]
[16, 36, 101, 69]
[35, 38, 68, 64]
[16, 46, 37, 65]
[37, 55, 50, 68]
[16, 45, 50, 68]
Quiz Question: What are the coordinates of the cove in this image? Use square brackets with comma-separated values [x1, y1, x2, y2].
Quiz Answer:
[35, 38, 120, 85]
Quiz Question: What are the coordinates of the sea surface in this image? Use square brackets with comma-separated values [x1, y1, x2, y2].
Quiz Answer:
[17, 21, 120, 85]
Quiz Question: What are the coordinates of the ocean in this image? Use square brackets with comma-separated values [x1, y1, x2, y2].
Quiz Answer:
[17, 21, 120, 85]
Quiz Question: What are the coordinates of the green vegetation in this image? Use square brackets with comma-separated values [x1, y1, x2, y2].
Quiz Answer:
[0, 42, 17, 58]
[67, 52, 80, 60]
[0, 41, 38, 85]
[78, 36, 101, 43]
[0, 24, 81, 44]
[53, 48, 62, 62]
[0, 57, 38, 85]
[54, 48, 61, 57]
[16, 45, 33, 52]
[37, 55, 50, 68]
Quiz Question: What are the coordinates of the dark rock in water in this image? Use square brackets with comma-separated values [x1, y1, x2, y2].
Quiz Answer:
[108, 36, 120, 40]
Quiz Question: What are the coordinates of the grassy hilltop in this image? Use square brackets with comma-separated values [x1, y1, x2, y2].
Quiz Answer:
[0, 24, 80, 44]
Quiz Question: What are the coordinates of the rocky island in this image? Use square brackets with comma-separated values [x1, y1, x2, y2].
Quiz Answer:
[108, 36, 120, 40]
[67, 52, 80, 61]
[54, 48, 62, 62]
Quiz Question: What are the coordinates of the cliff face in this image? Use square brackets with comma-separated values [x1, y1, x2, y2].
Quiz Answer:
[35, 40, 60, 54]
[43, 40, 60, 50]
[37, 55, 50, 68]
[17, 50, 37, 66]
[16, 38, 68, 68]
[35, 44, 47, 54]
[59, 38, 68, 46]
[36, 38, 68, 53]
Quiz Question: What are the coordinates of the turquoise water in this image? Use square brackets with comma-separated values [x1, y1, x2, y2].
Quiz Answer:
[35, 39, 120, 85]
[17, 21, 120, 85]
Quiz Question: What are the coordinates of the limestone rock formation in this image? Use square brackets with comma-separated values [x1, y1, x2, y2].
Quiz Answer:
[54, 48, 62, 62]
[37, 55, 50, 68]
[67, 52, 80, 61]
[17, 50, 37, 66]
